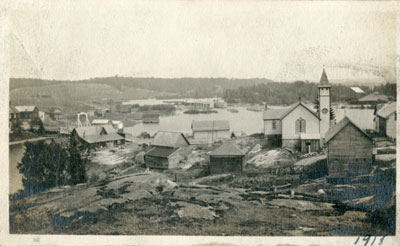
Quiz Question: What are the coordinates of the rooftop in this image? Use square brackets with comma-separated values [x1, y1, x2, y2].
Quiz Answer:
[15, 106, 37, 112]
[377, 102, 396, 119]
[325, 116, 371, 143]
[152, 131, 189, 148]
[210, 142, 245, 156]
[145, 146, 179, 158]
[192, 120, 230, 131]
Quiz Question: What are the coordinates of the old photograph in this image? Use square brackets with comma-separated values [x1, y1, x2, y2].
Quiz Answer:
[4, 0, 398, 243]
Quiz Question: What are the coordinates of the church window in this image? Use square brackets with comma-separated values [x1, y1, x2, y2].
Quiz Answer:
[295, 117, 306, 133]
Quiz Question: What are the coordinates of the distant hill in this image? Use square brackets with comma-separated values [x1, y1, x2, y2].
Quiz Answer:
[10, 77, 274, 99]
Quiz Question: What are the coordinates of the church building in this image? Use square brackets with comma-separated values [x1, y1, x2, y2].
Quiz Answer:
[263, 69, 332, 153]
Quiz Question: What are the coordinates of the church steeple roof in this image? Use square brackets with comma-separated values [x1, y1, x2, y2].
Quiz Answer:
[320, 68, 329, 84]
[318, 68, 331, 88]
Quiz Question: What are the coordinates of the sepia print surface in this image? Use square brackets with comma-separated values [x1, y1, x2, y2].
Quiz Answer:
[2, 0, 399, 245]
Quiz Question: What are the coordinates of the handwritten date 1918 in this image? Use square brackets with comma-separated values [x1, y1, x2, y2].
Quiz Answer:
[354, 235, 386, 246]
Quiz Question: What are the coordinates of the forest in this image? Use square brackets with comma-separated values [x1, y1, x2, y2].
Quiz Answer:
[223, 81, 396, 105]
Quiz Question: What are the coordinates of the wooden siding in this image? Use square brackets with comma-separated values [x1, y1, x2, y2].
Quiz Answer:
[145, 156, 169, 169]
[301, 139, 320, 153]
[386, 113, 396, 139]
[193, 130, 230, 144]
[209, 156, 243, 174]
[282, 105, 319, 140]
[327, 124, 373, 178]
[264, 119, 282, 135]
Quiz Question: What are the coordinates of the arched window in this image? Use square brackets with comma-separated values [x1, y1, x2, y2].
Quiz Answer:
[295, 117, 306, 133]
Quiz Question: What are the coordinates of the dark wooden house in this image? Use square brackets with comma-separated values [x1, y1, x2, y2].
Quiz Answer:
[209, 142, 245, 174]
[325, 116, 374, 181]
[144, 131, 190, 169]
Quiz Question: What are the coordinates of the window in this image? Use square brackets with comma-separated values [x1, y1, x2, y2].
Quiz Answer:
[295, 117, 306, 133]
[272, 120, 276, 130]
[395, 113, 397, 121]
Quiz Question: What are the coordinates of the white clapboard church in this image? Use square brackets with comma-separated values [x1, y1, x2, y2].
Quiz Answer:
[263, 69, 332, 153]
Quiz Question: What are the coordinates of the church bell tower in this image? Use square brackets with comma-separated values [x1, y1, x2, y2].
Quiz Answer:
[318, 68, 331, 140]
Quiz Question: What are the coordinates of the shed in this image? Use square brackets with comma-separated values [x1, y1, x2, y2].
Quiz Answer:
[325, 117, 374, 181]
[209, 142, 245, 174]
[144, 147, 182, 169]
[50, 107, 62, 120]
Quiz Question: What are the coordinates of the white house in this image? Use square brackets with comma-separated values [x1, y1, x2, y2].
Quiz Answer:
[375, 102, 396, 140]
[191, 120, 230, 144]
[263, 69, 332, 153]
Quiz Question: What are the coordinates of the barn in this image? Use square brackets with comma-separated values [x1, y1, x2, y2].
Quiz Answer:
[144, 131, 190, 169]
[191, 120, 230, 144]
[209, 142, 245, 174]
[325, 116, 374, 181]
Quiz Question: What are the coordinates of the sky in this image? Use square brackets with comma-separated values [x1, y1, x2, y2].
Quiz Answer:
[9, 0, 398, 83]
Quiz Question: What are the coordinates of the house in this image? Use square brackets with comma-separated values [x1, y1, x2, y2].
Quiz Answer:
[325, 117, 374, 181]
[142, 113, 160, 123]
[209, 142, 245, 174]
[15, 106, 39, 121]
[144, 131, 190, 169]
[191, 120, 230, 144]
[263, 69, 333, 153]
[14, 106, 40, 130]
[50, 108, 62, 120]
[71, 125, 125, 148]
[358, 92, 389, 105]
[375, 102, 396, 139]
[92, 119, 112, 126]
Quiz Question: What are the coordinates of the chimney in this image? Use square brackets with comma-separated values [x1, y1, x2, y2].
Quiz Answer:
[298, 97, 302, 102]
[264, 103, 268, 110]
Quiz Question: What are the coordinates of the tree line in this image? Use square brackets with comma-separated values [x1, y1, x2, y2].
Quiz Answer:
[223, 81, 396, 105]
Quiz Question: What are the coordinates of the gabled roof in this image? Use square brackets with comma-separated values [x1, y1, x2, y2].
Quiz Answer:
[358, 93, 389, 102]
[103, 125, 117, 134]
[377, 102, 396, 119]
[325, 116, 371, 143]
[281, 102, 319, 120]
[210, 142, 245, 156]
[15, 106, 38, 112]
[263, 109, 286, 120]
[72, 125, 124, 144]
[145, 146, 179, 158]
[263, 102, 319, 121]
[152, 131, 189, 148]
[192, 120, 230, 132]
[73, 126, 104, 137]
[92, 119, 111, 125]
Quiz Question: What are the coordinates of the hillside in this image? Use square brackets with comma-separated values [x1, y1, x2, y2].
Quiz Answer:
[10, 77, 274, 99]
